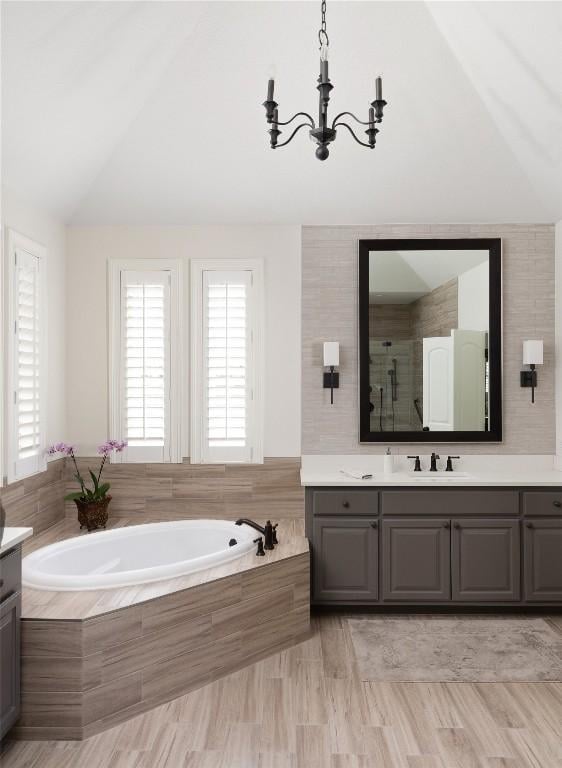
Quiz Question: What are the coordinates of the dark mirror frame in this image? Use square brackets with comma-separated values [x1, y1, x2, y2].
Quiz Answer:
[359, 238, 502, 443]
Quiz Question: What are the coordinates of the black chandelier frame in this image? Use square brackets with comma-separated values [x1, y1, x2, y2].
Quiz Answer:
[262, 0, 387, 160]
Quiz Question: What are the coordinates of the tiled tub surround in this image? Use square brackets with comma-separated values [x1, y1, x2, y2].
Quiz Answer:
[0, 460, 65, 537]
[64, 458, 304, 521]
[302, 224, 555, 454]
[16, 519, 309, 740]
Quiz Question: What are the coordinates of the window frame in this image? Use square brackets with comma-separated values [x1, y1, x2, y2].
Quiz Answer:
[5, 228, 48, 483]
[190, 259, 264, 464]
[108, 258, 183, 464]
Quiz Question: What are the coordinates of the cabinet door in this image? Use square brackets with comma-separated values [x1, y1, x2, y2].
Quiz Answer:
[524, 519, 562, 601]
[452, 519, 520, 601]
[0, 592, 21, 740]
[382, 519, 450, 601]
[312, 517, 378, 602]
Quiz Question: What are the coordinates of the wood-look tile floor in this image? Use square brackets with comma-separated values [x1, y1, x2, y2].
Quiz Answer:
[2, 612, 561, 768]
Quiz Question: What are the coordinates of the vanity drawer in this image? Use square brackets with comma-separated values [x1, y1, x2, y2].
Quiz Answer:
[0, 549, 22, 603]
[522, 491, 562, 516]
[381, 490, 519, 517]
[312, 490, 378, 517]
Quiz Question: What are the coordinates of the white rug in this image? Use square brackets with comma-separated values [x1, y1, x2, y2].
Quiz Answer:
[348, 617, 562, 682]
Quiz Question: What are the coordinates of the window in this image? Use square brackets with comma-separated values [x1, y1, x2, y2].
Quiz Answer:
[109, 260, 182, 463]
[191, 260, 263, 464]
[6, 230, 47, 482]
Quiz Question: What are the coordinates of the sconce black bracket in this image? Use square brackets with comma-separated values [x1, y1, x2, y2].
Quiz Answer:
[323, 371, 340, 389]
[323, 368, 340, 405]
[520, 366, 537, 403]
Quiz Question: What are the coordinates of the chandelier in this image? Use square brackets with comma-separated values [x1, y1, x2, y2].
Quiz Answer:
[262, 0, 387, 160]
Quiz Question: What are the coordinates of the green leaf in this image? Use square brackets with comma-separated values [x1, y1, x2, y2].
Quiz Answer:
[98, 483, 110, 497]
[89, 470, 99, 492]
[64, 492, 85, 501]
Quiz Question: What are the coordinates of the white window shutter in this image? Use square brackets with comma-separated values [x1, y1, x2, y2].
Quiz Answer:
[120, 270, 171, 462]
[11, 246, 45, 480]
[202, 270, 252, 463]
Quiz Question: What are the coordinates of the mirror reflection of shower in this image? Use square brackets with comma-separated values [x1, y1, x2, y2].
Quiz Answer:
[369, 339, 414, 432]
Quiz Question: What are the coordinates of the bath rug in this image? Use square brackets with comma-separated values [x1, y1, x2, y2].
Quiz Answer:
[348, 617, 562, 682]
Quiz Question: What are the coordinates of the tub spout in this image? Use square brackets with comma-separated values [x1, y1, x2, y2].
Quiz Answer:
[235, 518, 277, 550]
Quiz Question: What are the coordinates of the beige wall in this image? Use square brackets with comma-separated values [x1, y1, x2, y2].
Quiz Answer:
[66, 225, 301, 458]
[302, 224, 555, 455]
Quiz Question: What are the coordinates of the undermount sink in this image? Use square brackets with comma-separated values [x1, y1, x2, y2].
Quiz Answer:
[407, 471, 471, 480]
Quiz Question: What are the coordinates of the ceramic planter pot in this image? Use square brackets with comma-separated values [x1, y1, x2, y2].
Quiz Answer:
[75, 496, 111, 532]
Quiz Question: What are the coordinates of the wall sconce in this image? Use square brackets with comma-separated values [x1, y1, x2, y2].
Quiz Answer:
[323, 342, 340, 405]
[520, 340, 543, 403]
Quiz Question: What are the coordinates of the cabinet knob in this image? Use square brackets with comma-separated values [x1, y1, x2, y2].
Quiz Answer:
[443, 521, 451, 529]
[553, 500, 561, 508]
[526, 522, 534, 529]
[342, 501, 350, 508]
[453, 522, 461, 529]
[370, 521, 378, 528]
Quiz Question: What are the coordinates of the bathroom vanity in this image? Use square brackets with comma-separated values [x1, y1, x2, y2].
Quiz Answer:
[0, 528, 32, 740]
[303, 473, 562, 607]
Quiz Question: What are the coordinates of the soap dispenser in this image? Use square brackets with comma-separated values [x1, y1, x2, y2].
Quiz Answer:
[383, 447, 394, 475]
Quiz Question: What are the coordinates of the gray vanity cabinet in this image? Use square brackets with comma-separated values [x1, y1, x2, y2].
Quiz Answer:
[312, 517, 378, 601]
[524, 519, 562, 601]
[307, 486, 562, 607]
[382, 519, 450, 601]
[0, 545, 23, 740]
[0, 592, 21, 738]
[451, 519, 520, 601]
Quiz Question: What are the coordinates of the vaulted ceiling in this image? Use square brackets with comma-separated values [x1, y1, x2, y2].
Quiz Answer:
[2, 1, 561, 225]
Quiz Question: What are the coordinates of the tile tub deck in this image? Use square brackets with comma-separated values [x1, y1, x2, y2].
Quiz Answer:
[16, 519, 310, 740]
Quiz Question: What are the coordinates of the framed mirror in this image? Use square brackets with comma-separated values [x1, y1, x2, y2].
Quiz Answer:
[359, 238, 502, 443]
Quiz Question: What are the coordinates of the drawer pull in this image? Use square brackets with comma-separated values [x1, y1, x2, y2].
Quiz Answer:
[342, 501, 350, 508]
[370, 521, 378, 528]
[553, 501, 561, 508]
[526, 522, 534, 529]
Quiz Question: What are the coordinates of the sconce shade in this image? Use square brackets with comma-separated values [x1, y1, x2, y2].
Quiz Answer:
[323, 342, 340, 367]
[523, 340, 543, 366]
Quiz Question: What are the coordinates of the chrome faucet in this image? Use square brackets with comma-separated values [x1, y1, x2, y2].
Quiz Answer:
[429, 452, 440, 472]
[235, 518, 278, 550]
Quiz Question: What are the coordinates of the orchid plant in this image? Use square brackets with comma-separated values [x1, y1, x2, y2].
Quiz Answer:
[47, 440, 127, 503]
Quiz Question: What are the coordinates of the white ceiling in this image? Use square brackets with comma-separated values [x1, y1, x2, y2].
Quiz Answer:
[2, 1, 561, 225]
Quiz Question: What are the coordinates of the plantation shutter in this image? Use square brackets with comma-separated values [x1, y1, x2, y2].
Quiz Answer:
[120, 270, 171, 462]
[13, 248, 44, 479]
[202, 270, 252, 462]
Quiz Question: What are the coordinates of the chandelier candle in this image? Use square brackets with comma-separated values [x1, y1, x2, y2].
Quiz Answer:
[262, 0, 387, 160]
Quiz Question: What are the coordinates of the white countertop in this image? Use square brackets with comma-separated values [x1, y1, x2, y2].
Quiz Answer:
[1, 527, 33, 556]
[301, 470, 562, 487]
[301, 454, 562, 487]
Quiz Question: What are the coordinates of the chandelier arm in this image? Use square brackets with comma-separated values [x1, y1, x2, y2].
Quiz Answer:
[274, 123, 313, 148]
[333, 122, 373, 148]
[331, 111, 371, 128]
[276, 112, 316, 128]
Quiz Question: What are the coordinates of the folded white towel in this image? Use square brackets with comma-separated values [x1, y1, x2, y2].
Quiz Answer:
[339, 469, 373, 480]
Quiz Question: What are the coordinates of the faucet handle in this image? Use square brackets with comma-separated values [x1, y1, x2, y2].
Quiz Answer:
[408, 455, 422, 472]
[271, 523, 279, 545]
[446, 456, 460, 472]
[254, 537, 265, 556]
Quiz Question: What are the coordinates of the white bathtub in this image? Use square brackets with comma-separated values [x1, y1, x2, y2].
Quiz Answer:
[22, 520, 257, 591]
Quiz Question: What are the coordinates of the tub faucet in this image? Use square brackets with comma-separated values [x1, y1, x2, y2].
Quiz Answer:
[235, 519, 278, 550]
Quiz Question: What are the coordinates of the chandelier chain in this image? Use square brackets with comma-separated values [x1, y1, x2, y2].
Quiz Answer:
[318, 0, 329, 49]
